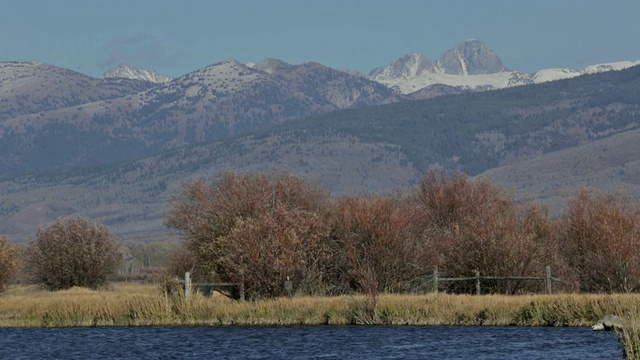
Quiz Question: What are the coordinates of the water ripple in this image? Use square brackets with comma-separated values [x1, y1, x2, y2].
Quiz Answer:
[0, 325, 623, 359]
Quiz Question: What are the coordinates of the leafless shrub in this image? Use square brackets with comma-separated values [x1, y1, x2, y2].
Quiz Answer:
[166, 170, 330, 297]
[415, 170, 554, 294]
[168, 169, 638, 297]
[557, 188, 640, 293]
[222, 205, 331, 299]
[327, 195, 432, 295]
[0, 235, 20, 292]
[24, 217, 122, 291]
[165, 242, 197, 279]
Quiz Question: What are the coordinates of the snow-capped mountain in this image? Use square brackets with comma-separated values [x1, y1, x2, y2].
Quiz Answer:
[370, 39, 640, 94]
[583, 61, 640, 74]
[369, 39, 525, 93]
[248, 58, 294, 74]
[369, 52, 435, 79]
[434, 39, 507, 75]
[102, 64, 172, 83]
[531, 68, 582, 83]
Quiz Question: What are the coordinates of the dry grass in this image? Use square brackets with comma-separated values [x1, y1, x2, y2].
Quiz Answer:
[0, 283, 167, 327]
[608, 305, 640, 359]
[0, 283, 637, 328]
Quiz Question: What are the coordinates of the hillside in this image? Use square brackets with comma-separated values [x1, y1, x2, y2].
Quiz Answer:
[0, 61, 155, 119]
[0, 60, 401, 178]
[481, 127, 640, 213]
[282, 65, 640, 175]
[1, 65, 640, 241]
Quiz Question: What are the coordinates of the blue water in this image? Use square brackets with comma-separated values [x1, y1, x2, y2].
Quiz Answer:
[0, 326, 623, 359]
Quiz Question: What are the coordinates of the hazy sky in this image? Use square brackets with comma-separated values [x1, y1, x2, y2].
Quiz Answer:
[2, 0, 639, 77]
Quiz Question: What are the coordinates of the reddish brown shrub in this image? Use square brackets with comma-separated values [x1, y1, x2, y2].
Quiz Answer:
[25, 217, 122, 290]
[558, 188, 640, 293]
[416, 170, 554, 294]
[0, 235, 20, 292]
[165, 242, 197, 279]
[166, 170, 330, 295]
[222, 205, 331, 299]
[327, 195, 432, 295]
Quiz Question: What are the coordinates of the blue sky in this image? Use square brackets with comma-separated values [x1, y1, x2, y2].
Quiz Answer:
[2, 0, 639, 77]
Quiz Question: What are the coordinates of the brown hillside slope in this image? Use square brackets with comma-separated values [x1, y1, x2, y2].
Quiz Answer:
[481, 127, 640, 213]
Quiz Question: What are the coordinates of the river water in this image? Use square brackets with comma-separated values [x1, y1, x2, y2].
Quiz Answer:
[0, 325, 623, 359]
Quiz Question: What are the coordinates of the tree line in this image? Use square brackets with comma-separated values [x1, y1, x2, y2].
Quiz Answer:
[164, 170, 640, 299]
[2, 169, 640, 298]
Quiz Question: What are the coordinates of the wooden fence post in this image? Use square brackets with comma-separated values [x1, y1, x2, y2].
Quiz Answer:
[284, 276, 293, 297]
[239, 269, 245, 302]
[546, 266, 552, 294]
[474, 270, 481, 295]
[184, 272, 191, 301]
[433, 267, 439, 294]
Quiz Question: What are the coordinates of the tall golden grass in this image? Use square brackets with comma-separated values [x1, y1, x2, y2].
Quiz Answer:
[1, 284, 638, 356]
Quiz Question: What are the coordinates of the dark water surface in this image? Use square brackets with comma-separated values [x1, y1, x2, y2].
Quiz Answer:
[0, 325, 623, 359]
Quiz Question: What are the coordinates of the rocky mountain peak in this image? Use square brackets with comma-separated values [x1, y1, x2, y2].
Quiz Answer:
[102, 64, 172, 83]
[250, 58, 294, 74]
[435, 39, 507, 75]
[191, 59, 258, 79]
[369, 52, 435, 80]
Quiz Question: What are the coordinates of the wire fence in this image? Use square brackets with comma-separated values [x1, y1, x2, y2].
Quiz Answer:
[431, 266, 561, 295]
[176, 272, 245, 301]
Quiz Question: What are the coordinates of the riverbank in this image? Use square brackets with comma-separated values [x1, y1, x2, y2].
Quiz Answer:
[1, 283, 638, 356]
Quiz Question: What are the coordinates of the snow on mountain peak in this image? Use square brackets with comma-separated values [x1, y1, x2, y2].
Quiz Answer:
[368, 39, 640, 94]
[252, 58, 294, 74]
[532, 68, 582, 83]
[369, 52, 434, 81]
[583, 61, 640, 74]
[102, 64, 172, 83]
[435, 39, 507, 75]
[201, 59, 255, 74]
[177, 59, 266, 96]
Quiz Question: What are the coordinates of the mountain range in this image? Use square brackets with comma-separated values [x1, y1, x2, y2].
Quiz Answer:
[369, 39, 640, 94]
[1, 39, 639, 242]
[0, 58, 400, 178]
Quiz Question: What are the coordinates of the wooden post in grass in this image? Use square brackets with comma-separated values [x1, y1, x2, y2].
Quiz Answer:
[239, 269, 245, 302]
[546, 266, 552, 294]
[474, 270, 481, 295]
[184, 272, 191, 301]
[285, 276, 293, 297]
[433, 267, 439, 294]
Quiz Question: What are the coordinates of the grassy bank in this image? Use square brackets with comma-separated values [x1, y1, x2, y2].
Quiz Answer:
[1, 284, 638, 356]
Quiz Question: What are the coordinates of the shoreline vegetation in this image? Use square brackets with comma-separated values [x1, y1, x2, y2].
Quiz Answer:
[1, 284, 639, 357]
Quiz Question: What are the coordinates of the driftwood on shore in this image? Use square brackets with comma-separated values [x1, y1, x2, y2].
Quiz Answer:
[592, 314, 626, 331]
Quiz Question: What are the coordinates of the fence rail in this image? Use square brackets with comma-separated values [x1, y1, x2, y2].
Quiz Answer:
[433, 266, 560, 295]
[177, 267, 559, 299]
[177, 272, 245, 301]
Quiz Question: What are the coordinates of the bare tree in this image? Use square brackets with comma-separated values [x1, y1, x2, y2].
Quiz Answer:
[0, 235, 20, 292]
[327, 195, 432, 295]
[415, 170, 554, 294]
[223, 205, 331, 298]
[558, 188, 640, 293]
[25, 217, 122, 290]
[166, 170, 330, 297]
